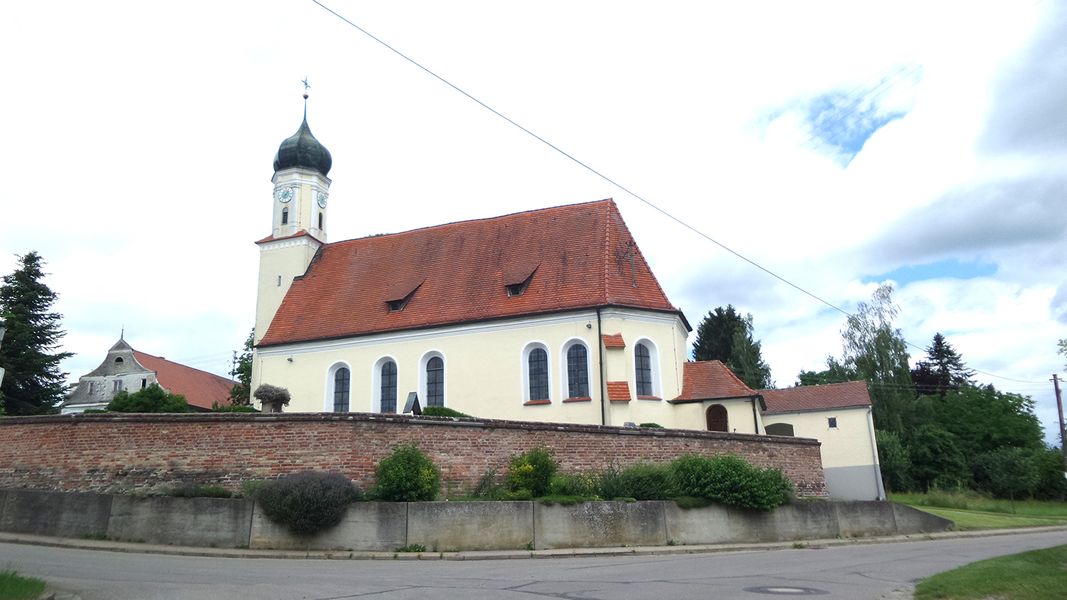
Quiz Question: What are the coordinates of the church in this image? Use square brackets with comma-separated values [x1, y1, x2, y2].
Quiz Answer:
[251, 105, 885, 500]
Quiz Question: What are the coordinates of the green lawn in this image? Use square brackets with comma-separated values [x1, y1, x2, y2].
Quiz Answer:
[893, 491, 1067, 530]
[0, 570, 46, 600]
[915, 544, 1067, 600]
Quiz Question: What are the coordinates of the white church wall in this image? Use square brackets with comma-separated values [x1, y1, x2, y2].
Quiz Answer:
[253, 307, 692, 428]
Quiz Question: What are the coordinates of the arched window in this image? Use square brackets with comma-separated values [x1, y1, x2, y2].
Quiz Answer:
[380, 360, 397, 413]
[566, 343, 589, 398]
[706, 404, 728, 432]
[528, 348, 549, 401]
[765, 423, 794, 437]
[333, 367, 350, 412]
[318, 212, 324, 229]
[635, 342, 653, 396]
[281, 207, 289, 225]
[426, 356, 444, 407]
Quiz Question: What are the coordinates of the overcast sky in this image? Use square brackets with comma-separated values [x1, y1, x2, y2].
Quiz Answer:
[2, 1, 1064, 442]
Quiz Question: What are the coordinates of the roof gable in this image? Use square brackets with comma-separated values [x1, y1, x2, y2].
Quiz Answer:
[260, 199, 680, 346]
[760, 381, 872, 415]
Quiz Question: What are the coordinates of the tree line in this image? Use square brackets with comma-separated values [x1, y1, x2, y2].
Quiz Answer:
[694, 284, 1066, 500]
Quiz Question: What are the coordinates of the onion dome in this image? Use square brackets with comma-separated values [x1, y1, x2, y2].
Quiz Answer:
[273, 117, 332, 177]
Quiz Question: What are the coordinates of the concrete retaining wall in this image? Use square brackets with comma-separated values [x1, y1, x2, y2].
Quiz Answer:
[0, 489, 952, 551]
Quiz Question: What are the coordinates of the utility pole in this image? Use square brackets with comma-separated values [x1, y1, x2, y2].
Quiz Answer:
[1053, 374, 1066, 472]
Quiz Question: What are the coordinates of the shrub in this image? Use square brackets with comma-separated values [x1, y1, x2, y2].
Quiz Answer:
[669, 454, 793, 511]
[212, 404, 259, 413]
[638, 423, 663, 428]
[613, 462, 673, 500]
[372, 444, 441, 501]
[421, 406, 471, 418]
[548, 472, 599, 497]
[255, 471, 359, 536]
[506, 447, 558, 497]
[594, 463, 628, 500]
[168, 484, 233, 498]
[107, 384, 187, 413]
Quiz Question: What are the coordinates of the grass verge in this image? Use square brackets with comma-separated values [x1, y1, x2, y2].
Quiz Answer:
[893, 491, 1067, 530]
[914, 544, 1067, 600]
[0, 570, 46, 600]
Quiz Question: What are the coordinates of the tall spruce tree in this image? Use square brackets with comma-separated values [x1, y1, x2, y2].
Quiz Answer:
[911, 333, 974, 396]
[0, 252, 73, 415]
[692, 305, 773, 389]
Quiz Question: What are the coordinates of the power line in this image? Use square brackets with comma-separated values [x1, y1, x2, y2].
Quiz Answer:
[309, 1, 1046, 386]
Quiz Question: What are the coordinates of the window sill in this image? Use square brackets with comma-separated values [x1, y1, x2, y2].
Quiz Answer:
[563, 396, 592, 403]
[637, 395, 662, 401]
[523, 399, 551, 406]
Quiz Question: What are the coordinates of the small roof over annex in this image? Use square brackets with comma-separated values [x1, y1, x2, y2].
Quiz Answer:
[671, 360, 764, 407]
[260, 199, 686, 347]
[760, 381, 872, 415]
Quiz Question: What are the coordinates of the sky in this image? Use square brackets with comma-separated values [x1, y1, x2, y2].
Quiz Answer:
[2, 1, 1065, 443]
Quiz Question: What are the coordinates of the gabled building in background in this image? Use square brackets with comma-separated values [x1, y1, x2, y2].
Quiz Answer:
[63, 338, 233, 413]
[251, 107, 885, 500]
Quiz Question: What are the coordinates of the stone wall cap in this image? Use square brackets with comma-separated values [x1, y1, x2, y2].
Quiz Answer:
[0, 411, 821, 446]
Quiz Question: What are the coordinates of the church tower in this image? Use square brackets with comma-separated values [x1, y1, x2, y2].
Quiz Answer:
[254, 92, 333, 345]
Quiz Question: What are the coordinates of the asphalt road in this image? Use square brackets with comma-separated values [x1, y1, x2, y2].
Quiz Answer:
[3, 530, 1066, 600]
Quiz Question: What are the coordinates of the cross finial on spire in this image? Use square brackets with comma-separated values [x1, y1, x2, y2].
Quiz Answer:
[120, 326, 124, 340]
[301, 77, 310, 119]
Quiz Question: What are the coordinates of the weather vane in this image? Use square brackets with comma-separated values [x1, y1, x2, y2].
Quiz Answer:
[302, 77, 311, 99]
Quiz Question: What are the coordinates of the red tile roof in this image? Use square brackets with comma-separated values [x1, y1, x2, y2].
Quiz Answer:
[760, 381, 872, 415]
[672, 361, 757, 401]
[260, 199, 683, 347]
[602, 333, 626, 349]
[606, 381, 632, 402]
[132, 351, 233, 410]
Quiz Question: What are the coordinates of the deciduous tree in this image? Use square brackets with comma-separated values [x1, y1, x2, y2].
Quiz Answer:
[838, 284, 913, 433]
[0, 252, 73, 415]
[228, 329, 253, 405]
[107, 383, 188, 413]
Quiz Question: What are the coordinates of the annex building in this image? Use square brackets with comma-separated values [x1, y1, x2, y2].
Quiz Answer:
[251, 108, 885, 500]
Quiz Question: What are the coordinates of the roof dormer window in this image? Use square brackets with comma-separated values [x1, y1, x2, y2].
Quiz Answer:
[504, 262, 539, 298]
[384, 278, 423, 312]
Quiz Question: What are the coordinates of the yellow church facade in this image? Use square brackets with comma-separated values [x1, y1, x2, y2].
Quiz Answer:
[251, 108, 884, 500]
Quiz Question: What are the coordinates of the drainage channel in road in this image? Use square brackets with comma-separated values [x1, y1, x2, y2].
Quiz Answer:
[743, 586, 830, 596]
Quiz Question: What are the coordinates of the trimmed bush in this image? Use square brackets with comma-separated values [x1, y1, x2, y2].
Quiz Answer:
[670, 454, 793, 511]
[638, 423, 664, 428]
[255, 471, 359, 536]
[421, 406, 471, 418]
[372, 444, 441, 501]
[506, 447, 558, 497]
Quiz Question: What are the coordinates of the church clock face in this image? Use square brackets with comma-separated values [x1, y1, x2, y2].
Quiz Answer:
[276, 187, 294, 203]
[317, 192, 328, 208]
